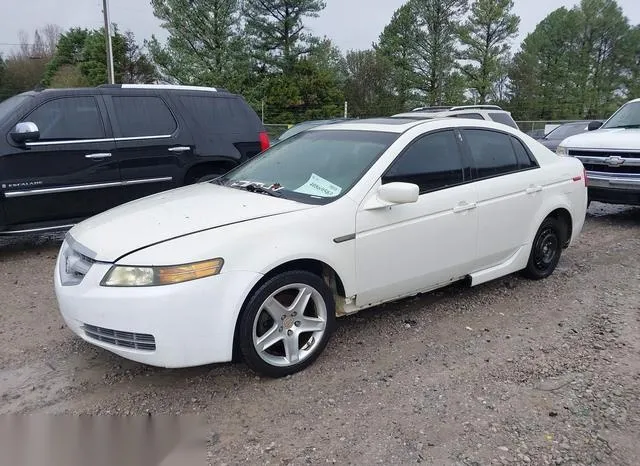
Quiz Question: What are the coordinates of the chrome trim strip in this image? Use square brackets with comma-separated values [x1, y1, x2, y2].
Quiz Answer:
[0, 224, 74, 235]
[587, 172, 640, 190]
[4, 177, 173, 198]
[85, 152, 112, 159]
[27, 138, 114, 146]
[115, 135, 172, 142]
[25, 135, 172, 147]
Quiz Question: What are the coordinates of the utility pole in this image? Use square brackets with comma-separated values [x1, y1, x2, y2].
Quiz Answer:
[102, 0, 115, 84]
[344, 101, 348, 119]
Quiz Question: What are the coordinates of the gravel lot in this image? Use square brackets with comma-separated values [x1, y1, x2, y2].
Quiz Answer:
[1, 203, 639, 465]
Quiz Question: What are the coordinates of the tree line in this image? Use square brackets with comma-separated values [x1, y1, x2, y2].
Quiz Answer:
[0, 0, 638, 123]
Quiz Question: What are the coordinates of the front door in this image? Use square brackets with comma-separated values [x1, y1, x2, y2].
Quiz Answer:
[0, 95, 119, 228]
[104, 94, 190, 203]
[355, 130, 479, 307]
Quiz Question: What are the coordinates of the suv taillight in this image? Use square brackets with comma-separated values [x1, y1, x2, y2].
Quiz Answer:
[259, 132, 270, 152]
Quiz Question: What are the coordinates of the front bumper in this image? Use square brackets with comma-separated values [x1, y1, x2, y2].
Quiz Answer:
[54, 248, 262, 368]
[587, 171, 640, 205]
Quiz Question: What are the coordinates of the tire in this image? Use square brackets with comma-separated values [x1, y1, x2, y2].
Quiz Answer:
[238, 271, 336, 378]
[521, 217, 564, 280]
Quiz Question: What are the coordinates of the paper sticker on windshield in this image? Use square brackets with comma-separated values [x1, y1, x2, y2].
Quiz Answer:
[294, 174, 342, 198]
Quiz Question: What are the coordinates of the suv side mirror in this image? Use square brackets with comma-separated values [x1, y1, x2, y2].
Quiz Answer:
[587, 121, 603, 131]
[11, 122, 40, 143]
[378, 182, 419, 205]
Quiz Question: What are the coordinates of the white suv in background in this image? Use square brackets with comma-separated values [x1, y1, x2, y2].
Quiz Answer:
[393, 105, 520, 130]
[557, 98, 640, 206]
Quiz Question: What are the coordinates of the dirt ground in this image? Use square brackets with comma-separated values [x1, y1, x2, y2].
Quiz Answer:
[1, 203, 639, 465]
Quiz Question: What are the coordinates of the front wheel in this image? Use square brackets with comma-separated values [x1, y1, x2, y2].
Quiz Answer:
[521, 217, 564, 280]
[238, 271, 336, 377]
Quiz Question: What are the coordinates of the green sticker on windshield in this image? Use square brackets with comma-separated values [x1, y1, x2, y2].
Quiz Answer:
[294, 173, 342, 197]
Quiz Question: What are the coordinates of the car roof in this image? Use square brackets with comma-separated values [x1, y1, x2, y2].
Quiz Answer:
[308, 116, 520, 134]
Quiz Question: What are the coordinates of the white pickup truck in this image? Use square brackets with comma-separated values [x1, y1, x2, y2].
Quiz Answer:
[557, 98, 640, 206]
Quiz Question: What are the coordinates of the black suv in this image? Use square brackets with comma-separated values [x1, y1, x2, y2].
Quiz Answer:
[0, 84, 269, 234]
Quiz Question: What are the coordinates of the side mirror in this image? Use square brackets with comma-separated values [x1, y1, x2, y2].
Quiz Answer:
[377, 182, 419, 205]
[587, 121, 603, 131]
[10, 122, 40, 143]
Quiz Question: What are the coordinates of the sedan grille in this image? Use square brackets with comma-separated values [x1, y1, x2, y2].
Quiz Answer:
[83, 324, 156, 351]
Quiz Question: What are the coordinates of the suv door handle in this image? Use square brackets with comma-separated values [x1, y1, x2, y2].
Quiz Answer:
[85, 153, 112, 159]
[453, 201, 477, 213]
[525, 185, 542, 194]
[168, 146, 191, 153]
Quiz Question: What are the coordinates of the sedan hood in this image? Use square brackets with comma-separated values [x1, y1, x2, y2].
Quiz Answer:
[68, 183, 313, 262]
[561, 128, 640, 150]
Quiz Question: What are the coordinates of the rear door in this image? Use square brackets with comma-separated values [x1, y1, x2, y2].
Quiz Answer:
[460, 128, 542, 269]
[1, 95, 119, 228]
[104, 93, 191, 203]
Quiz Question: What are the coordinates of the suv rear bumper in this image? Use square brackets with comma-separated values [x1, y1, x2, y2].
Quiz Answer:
[587, 171, 640, 205]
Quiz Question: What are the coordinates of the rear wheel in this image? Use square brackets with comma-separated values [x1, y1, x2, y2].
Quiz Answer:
[238, 271, 336, 378]
[522, 217, 564, 280]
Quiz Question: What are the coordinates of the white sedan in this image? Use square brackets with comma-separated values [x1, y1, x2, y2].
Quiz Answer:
[54, 118, 588, 377]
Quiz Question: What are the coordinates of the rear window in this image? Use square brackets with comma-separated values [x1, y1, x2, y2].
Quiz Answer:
[179, 96, 259, 133]
[488, 112, 518, 129]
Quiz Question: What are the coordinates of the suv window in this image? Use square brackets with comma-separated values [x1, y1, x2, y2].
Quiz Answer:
[383, 130, 466, 193]
[111, 96, 177, 137]
[488, 112, 518, 129]
[27, 96, 105, 141]
[452, 113, 484, 120]
[463, 129, 524, 178]
[178, 95, 251, 132]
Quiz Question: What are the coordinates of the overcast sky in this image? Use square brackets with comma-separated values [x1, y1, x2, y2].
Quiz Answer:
[1, 0, 640, 56]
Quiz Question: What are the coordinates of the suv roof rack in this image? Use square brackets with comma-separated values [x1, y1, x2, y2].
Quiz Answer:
[410, 104, 504, 113]
[97, 84, 225, 92]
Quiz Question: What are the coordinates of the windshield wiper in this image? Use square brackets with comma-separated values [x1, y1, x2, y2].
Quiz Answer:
[606, 124, 640, 129]
[235, 182, 284, 198]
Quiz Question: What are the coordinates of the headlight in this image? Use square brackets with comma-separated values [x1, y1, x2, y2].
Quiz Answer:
[101, 258, 224, 287]
[556, 145, 568, 156]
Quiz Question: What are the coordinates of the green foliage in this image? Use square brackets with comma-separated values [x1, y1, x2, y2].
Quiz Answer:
[509, 0, 635, 120]
[343, 50, 400, 118]
[458, 0, 519, 103]
[44, 27, 155, 87]
[411, 0, 468, 105]
[376, 3, 419, 109]
[148, 0, 246, 88]
[244, 0, 326, 74]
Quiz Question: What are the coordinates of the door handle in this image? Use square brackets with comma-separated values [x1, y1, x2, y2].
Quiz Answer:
[168, 146, 191, 153]
[525, 185, 543, 194]
[85, 153, 112, 159]
[453, 201, 477, 213]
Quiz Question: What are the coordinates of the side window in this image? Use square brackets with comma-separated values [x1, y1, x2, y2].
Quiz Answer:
[382, 130, 465, 193]
[111, 96, 177, 138]
[463, 129, 520, 178]
[457, 113, 484, 120]
[510, 136, 537, 169]
[26, 97, 105, 141]
[488, 112, 518, 129]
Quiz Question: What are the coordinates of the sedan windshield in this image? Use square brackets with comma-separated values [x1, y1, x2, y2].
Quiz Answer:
[602, 101, 640, 129]
[219, 129, 399, 204]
